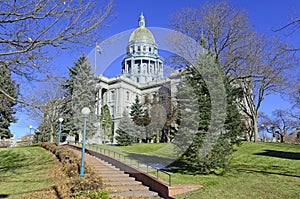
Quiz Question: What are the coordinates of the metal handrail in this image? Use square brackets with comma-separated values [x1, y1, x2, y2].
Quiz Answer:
[79, 143, 172, 186]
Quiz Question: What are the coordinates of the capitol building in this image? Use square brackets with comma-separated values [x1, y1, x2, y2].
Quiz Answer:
[92, 14, 182, 143]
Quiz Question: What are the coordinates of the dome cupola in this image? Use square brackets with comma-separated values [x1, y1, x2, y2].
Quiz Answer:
[122, 13, 164, 84]
[129, 13, 155, 44]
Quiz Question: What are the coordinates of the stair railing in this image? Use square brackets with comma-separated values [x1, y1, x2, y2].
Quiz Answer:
[73, 143, 172, 186]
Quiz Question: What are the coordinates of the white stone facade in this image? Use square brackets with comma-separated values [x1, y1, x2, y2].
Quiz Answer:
[91, 14, 180, 143]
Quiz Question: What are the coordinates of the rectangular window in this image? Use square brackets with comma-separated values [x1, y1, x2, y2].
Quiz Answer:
[111, 106, 114, 119]
[111, 90, 115, 101]
[126, 91, 130, 101]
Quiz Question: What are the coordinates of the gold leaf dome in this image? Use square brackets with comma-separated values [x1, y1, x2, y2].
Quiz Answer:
[129, 13, 155, 43]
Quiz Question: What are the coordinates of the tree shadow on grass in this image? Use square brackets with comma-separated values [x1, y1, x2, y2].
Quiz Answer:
[126, 153, 204, 174]
[233, 167, 300, 178]
[0, 159, 53, 181]
[0, 194, 9, 198]
[254, 150, 300, 160]
[0, 159, 52, 173]
[126, 152, 176, 170]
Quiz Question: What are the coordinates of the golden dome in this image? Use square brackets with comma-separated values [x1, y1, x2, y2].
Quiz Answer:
[129, 13, 155, 43]
[129, 26, 155, 43]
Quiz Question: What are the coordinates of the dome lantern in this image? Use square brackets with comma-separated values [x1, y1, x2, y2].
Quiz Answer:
[129, 13, 155, 44]
[139, 12, 145, 27]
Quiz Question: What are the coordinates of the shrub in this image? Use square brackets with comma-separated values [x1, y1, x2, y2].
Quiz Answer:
[41, 142, 105, 196]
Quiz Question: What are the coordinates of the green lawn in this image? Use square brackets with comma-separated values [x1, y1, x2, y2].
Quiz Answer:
[88, 142, 300, 199]
[0, 146, 54, 199]
[174, 142, 300, 199]
[1, 142, 299, 198]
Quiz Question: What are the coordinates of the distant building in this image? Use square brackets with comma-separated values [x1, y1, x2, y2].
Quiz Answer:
[285, 127, 300, 143]
[16, 134, 35, 146]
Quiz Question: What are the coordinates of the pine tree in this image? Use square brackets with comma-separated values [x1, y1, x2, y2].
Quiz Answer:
[0, 65, 18, 139]
[173, 53, 242, 174]
[115, 129, 135, 146]
[116, 110, 137, 145]
[130, 95, 145, 126]
[61, 65, 78, 140]
[62, 54, 98, 142]
[100, 105, 113, 142]
[130, 95, 154, 142]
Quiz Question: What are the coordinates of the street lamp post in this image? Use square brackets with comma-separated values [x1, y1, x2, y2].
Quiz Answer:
[58, 118, 64, 146]
[28, 125, 33, 145]
[80, 107, 91, 177]
[261, 124, 266, 142]
[35, 130, 41, 143]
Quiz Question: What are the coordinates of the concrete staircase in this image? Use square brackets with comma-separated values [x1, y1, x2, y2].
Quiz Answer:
[71, 149, 162, 198]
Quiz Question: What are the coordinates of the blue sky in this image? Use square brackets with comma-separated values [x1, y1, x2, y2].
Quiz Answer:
[10, 0, 300, 139]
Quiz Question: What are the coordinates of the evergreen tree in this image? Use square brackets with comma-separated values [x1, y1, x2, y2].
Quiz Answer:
[130, 95, 145, 141]
[61, 65, 78, 140]
[130, 95, 145, 126]
[173, 53, 242, 174]
[115, 129, 135, 146]
[130, 95, 153, 142]
[116, 110, 137, 145]
[100, 105, 113, 142]
[0, 65, 18, 139]
[60, 56, 81, 142]
[62, 54, 98, 142]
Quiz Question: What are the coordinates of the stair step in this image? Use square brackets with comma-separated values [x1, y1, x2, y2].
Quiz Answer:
[108, 185, 150, 192]
[109, 190, 159, 197]
[93, 169, 124, 174]
[67, 147, 162, 198]
[104, 180, 142, 186]
[102, 177, 133, 182]
[91, 165, 118, 169]
[105, 176, 136, 182]
[99, 173, 129, 178]
[91, 164, 118, 168]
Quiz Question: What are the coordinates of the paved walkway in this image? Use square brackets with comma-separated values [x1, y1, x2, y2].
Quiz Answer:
[69, 147, 162, 198]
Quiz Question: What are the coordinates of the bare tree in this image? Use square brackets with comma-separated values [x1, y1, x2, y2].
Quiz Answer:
[287, 76, 300, 120]
[260, 109, 298, 142]
[274, 17, 300, 52]
[170, 1, 297, 141]
[23, 78, 64, 142]
[0, 0, 113, 101]
[236, 35, 296, 141]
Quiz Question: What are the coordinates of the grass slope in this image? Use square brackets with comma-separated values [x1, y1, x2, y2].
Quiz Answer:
[174, 142, 300, 199]
[0, 146, 54, 199]
[90, 142, 300, 199]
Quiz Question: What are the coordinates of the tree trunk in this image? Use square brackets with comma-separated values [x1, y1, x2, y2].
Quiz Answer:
[279, 134, 284, 143]
[50, 125, 54, 143]
[252, 112, 259, 142]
